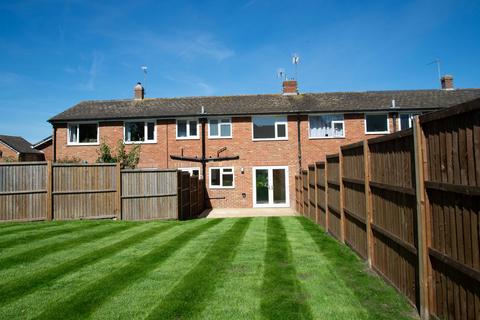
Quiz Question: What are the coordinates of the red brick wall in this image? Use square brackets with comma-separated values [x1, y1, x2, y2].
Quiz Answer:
[0, 143, 19, 161]
[35, 140, 53, 161]
[52, 113, 398, 208]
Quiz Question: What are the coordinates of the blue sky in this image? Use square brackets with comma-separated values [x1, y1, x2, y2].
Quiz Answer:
[0, 0, 479, 142]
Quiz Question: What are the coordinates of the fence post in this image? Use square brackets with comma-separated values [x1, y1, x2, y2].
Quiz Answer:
[363, 140, 374, 268]
[413, 117, 430, 320]
[314, 164, 318, 224]
[339, 153, 345, 243]
[46, 161, 53, 221]
[115, 163, 122, 220]
[324, 159, 329, 233]
[177, 171, 182, 220]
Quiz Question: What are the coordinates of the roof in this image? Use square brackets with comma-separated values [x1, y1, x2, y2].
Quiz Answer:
[0, 135, 42, 154]
[33, 135, 52, 148]
[49, 88, 480, 123]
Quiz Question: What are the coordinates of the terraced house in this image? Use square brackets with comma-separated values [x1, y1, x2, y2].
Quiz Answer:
[49, 77, 480, 209]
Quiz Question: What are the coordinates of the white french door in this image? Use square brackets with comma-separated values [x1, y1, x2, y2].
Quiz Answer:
[252, 166, 289, 208]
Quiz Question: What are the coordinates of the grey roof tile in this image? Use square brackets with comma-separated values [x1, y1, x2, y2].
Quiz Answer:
[0, 135, 42, 154]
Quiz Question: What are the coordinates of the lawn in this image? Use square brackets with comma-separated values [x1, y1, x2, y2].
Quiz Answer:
[0, 217, 416, 319]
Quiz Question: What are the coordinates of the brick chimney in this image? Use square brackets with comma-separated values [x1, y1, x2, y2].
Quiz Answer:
[134, 82, 145, 100]
[282, 80, 298, 95]
[441, 75, 454, 90]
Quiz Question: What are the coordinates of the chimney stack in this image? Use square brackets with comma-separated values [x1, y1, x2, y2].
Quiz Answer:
[282, 80, 298, 95]
[134, 82, 145, 100]
[441, 75, 454, 90]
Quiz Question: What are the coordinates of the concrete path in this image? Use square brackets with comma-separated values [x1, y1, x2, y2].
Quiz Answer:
[201, 208, 298, 218]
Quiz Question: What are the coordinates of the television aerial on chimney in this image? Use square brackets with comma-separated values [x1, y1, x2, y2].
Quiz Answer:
[292, 53, 300, 80]
[141, 66, 148, 95]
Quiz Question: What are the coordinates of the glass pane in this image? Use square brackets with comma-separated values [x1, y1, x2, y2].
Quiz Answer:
[189, 120, 197, 136]
[400, 114, 411, 130]
[277, 124, 286, 138]
[310, 115, 343, 137]
[211, 169, 220, 186]
[223, 173, 233, 187]
[147, 122, 155, 140]
[192, 169, 199, 176]
[210, 120, 218, 136]
[220, 123, 231, 137]
[333, 122, 344, 137]
[253, 117, 275, 139]
[255, 169, 269, 204]
[366, 114, 388, 132]
[177, 120, 187, 137]
[69, 125, 78, 143]
[78, 124, 98, 143]
[273, 169, 286, 204]
[126, 122, 145, 142]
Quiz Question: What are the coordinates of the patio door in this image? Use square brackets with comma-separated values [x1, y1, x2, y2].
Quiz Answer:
[253, 166, 289, 207]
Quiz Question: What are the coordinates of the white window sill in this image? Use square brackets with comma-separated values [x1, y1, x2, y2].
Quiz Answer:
[209, 186, 235, 189]
[365, 131, 389, 135]
[208, 136, 232, 140]
[67, 142, 99, 146]
[124, 141, 157, 145]
[176, 137, 200, 140]
[309, 136, 345, 140]
[252, 138, 288, 141]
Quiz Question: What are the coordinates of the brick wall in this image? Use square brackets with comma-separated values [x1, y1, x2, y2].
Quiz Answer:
[52, 113, 398, 208]
[0, 143, 19, 161]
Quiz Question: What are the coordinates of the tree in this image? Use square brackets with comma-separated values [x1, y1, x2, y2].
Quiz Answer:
[96, 140, 141, 169]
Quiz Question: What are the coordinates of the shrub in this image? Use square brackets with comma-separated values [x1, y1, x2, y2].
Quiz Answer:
[56, 156, 83, 163]
[96, 140, 141, 169]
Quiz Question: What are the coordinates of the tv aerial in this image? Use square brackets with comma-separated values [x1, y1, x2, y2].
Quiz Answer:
[292, 53, 300, 80]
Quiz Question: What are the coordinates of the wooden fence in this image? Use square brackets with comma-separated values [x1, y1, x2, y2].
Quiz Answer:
[0, 163, 204, 221]
[296, 98, 480, 320]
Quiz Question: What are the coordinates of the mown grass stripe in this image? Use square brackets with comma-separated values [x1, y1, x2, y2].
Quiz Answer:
[0, 222, 176, 307]
[260, 217, 313, 320]
[0, 222, 62, 238]
[34, 219, 223, 320]
[0, 223, 136, 271]
[296, 217, 413, 319]
[0, 223, 104, 249]
[145, 218, 252, 320]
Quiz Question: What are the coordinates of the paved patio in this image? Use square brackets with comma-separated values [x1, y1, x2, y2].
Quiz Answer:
[201, 208, 298, 218]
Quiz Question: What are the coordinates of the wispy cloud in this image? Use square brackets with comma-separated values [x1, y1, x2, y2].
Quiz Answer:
[177, 34, 234, 61]
[75, 51, 104, 91]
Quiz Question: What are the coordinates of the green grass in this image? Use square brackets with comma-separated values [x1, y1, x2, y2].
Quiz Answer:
[0, 217, 416, 320]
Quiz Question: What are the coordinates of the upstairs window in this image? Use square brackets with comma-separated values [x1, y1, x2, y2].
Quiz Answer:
[124, 121, 156, 143]
[179, 167, 200, 177]
[209, 167, 234, 188]
[177, 119, 199, 139]
[68, 123, 98, 145]
[209, 118, 232, 138]
[399, 113, 419, 130]
[309, 115, 344, 138]
[252, 116, 287, 140]
[365, 114, 389, 134]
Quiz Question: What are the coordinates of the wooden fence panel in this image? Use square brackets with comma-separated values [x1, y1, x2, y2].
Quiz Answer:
[315, 162, 326, 229]
[308, 165, 316, 222]
[420, 100, 480, 320]
[0, 162, 47, 221]
[327, 154, 342, 240]
[302, 170, 308, 217]
[52, 164, 117, 220]
[368, 130, 418, 306]
[121, 169, 178, 220]
[341, 143, 368, 259]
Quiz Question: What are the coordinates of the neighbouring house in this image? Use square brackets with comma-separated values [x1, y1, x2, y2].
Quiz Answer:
[0, 135, 45, 162]
[33, 136, 53, 161]
[48, 76, 480, 209]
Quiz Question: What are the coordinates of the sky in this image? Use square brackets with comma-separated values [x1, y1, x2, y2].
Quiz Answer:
[0, 0, 479, 143]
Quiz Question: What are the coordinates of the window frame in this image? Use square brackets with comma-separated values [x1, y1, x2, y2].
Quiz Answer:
[209, 167, 235, 189]
[176, 118, 200, 140]
[208, 117, 232, 139]
[251, 116, 288, 141]
[123, 119, 157, 144]
[308, 114, 345, 139]
[67, 121, 100, 146]
[364, 113, 390, 135]
[398, 112, 420, 131]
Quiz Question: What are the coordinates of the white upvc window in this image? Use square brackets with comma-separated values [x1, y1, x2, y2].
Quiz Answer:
[67, 122, 99, 145]
[179, 167, 201, 177]
[124, 120, 156, 143]
[176, 119, 199, 139]
[365, 113, 390, 134]
[398, 112, 420, 130]
[208, 118, 232, 138]
[252, 116, 288, 141]
[209, 167, 234, 188]
[309, 114, 345, 139]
